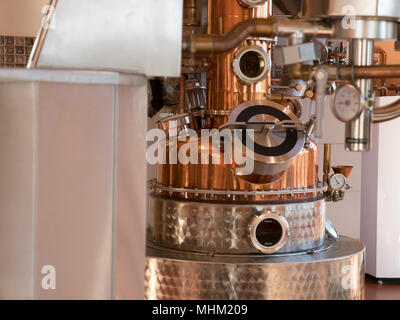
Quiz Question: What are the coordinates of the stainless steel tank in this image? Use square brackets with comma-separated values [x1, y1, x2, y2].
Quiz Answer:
[146, 236, 364, 300]
[0, 69, 148, 299]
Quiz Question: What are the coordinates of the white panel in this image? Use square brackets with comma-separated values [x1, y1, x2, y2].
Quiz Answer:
[0, 83, 36, 299]
[361, 96, 400, 278]
[360, 122, 379, 277]
[317, 95, 346, 145]
[376, 103, 400, 278]
[300, 96, 345, 144]
[115, 84, 147, 299]
[35, 82, 115, 299]
[301, 98, 361, 239]
[34, 0, 183, 77]
[326, 191, 361, 239]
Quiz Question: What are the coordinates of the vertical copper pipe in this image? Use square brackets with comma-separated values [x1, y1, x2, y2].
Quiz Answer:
[183, 0, 197, 26]
[179, 74, 186, 114]
[323, 144, 331, 185]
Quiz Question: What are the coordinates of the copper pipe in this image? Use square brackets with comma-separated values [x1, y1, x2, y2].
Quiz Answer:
[373, 112, 400, 123]
[183, 0, 197, 26]
[374, 86, 389, 96]
[179, 74, 186, 114]
[292, 64, 400, 81]
[183, 18, 333, 54]
[373, 98, 400, 115]
[291, 64, 400, 123]
[323, 144, 331, 185]
[183, 18, 273, 54]
[374, 47, 387, 65]
[353, 65, 400, 79]
[372, 98, 400, 123]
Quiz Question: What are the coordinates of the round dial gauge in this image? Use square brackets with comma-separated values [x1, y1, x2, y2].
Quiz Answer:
[332, 84, 363, 123]
[329, 173, 347, 190]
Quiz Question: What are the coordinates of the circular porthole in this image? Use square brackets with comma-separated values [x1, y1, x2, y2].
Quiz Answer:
[248, 211, 289, 253]
[232, 45, 271, 85]
[238, 0, 267, 7]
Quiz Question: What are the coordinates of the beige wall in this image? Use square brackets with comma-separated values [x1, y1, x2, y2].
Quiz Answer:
[300, 99, 362, 240]
[0, 0, 49, 36]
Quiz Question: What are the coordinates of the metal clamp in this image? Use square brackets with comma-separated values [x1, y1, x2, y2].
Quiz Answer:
[149, 180, 328, 198]
[219, 120, 306, 132]
[232, 45, 271, 85]
[248, 211, 290, 254]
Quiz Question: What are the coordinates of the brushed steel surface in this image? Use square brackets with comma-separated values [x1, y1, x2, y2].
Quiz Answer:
[228, 100, 306, 179]
[232, 45, 271, 85]
[332, 18, 398, 41]
[248, 211, 290, 253]
[0, 70, 147, 299]
[301, 0, 400, 20]
[147, 195, 326, 254]
[29, 0, 183, 77]
[145, 236, 365, 300]
[345, 39, 374, 152]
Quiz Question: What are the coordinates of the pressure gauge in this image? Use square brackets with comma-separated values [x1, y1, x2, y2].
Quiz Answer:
[329, 173, 347, 191]
[332, 83, 363, 123]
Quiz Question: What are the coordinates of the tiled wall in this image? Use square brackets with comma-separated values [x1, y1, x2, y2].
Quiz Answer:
[0, 35, 35, 68]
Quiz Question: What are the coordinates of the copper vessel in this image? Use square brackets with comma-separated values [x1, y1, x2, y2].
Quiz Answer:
[207, 0, 272, 126]
[155, 0, 319, 197]
[156, 138, 319, 202]
[332, 165, 353, 178]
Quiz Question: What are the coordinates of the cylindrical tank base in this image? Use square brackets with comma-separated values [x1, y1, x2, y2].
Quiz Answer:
[145, 236, 365, 300]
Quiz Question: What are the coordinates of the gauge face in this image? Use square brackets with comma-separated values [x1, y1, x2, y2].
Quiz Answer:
[329, 173, 347, 190]
[332, 84, 363, 123]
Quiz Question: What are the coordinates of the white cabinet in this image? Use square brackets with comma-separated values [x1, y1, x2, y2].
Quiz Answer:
[361, 96, 400, 279]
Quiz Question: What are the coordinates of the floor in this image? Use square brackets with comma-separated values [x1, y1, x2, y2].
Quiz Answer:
[365, 275, 400, 300]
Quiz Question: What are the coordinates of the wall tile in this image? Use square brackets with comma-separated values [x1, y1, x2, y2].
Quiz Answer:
[0, 35, 35, 68]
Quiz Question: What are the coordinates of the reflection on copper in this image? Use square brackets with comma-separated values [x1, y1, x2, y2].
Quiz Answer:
[156, 137, 319, 201]
[332, 166, 353, 178]
[154, 0, 321, 202]
[183, 0, 197, 26]
[234, 170, 286, 185]
[323, 144, 331, 184]
[207, 0, 271, 127]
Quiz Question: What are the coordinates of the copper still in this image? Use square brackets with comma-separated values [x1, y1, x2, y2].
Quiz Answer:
[156, 0, 318, 196]
[146, 0, 365, 300]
